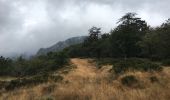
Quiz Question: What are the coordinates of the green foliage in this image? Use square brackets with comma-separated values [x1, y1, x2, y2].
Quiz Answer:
[121, 75, 139, 87]
[140, 19, 170, 59]
[139, 29, 159, 59]
[88, 26, 101, 42]
[110, 13, 148, 58]
[65, 33, 112, 58]
[113, 58, 162, 74]
[0, 51, 69, 77]
[95, 58, 121, 68]
[0, 74, 63, 91]
[0, 56, 13, 75]
[162, 59, 170, 66]
[64, 13, 170, 60]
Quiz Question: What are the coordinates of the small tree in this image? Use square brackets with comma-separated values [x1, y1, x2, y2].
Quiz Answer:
[111, 13, 148, 59]
[88, 26, 101, 42]
[0, 56, 13, 75]
[82, 27, 102, 57]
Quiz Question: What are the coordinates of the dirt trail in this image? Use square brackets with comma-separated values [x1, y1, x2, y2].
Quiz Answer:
[64, 58, 98, 81]
[63, 58, 112, 83]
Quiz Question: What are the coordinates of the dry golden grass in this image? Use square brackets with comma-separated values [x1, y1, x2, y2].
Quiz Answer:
[0, 58, 170, 100]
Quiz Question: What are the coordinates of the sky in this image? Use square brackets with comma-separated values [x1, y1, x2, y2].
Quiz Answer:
[0, 0, 170, 57]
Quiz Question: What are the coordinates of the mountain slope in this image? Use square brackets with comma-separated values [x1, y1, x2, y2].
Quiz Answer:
[37, 36, 87, 55]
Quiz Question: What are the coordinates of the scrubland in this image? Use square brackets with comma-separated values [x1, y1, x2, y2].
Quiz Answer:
[0, 58, 169, 100]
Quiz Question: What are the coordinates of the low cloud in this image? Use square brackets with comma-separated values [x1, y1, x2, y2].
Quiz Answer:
[0, 0, 169, 57]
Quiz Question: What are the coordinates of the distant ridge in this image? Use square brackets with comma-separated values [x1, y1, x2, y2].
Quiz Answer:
[37, 36, 87, 55]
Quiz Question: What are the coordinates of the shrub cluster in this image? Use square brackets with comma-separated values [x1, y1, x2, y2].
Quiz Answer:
[0, 74, 63, 91]
[162, 59, 170, 66]
[95, 58, 120, 68]
[150, 76, 159, 83]
[113, 58, 162, 74]
[121, 75, 139, 87]
[0, 56, 13, 76]
[0, 51, 69, 77]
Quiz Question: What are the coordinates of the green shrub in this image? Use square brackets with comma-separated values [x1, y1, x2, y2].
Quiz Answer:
[113, 61, 127, 74]
[162, 59, 170, 66]
[138, 62, 162, 72]
[112, 58, 162, 74]
[0, 51, 69, 77]
[0, 56, 13, 76]
[4, 74, 63, 91]
[97, 58, 120, 65]
[121, 75, 138, 87]
[95, 58, 121, 68]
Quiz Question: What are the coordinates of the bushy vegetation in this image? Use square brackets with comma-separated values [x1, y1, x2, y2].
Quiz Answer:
[0, 74, 63, 91]
[162, 59, 170, 66]
[0, 51, 69, 77]
[113, 58, 162, 74]
[95, 58, 120, 65]
[121, 75, 139, 87]
[150, 76, 159, 83]
[0, 56, 13, 76]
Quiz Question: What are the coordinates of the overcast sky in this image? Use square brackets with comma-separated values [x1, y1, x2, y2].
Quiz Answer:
[0, 0, 169, 57]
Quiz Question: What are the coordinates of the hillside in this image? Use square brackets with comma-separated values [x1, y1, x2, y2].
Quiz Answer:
[1, 1, 170, 100]
[1, 58, 170, 100]
[37, 36, 87, 55]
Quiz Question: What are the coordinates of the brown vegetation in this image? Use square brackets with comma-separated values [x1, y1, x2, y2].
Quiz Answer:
[0, 58, 170, 100]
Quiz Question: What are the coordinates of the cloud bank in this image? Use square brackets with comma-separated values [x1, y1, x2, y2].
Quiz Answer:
[0, 0, 169, 57]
